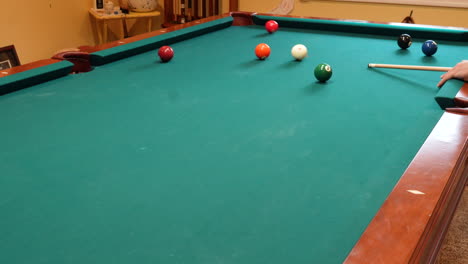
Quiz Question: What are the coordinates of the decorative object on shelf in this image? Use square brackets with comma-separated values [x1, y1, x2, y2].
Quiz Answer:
[0, 45, 20, 70]
[402, 10, 415, 24]
[104, 1, 115, 15]
[128, 0, 157, 12]
[119, 0, 130, 13]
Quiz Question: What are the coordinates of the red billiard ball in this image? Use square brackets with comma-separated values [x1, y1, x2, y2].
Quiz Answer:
[255, 43, 271, 60]
[265, 20, 279, 34]
[158, 46, 174, 62]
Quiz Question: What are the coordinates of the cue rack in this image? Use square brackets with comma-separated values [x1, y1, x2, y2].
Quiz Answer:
[163, 0, 239, 27]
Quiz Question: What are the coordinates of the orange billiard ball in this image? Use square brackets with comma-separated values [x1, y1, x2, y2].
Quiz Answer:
[255, 43, 271, 60]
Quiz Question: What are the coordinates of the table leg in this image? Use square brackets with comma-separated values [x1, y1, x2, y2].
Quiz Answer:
[119, 18, 125, 39]
[147, 17, 152, 32]
[103, 21, 108, 44]
[123, 18, 129, 38]
[96, 20, 103, 45]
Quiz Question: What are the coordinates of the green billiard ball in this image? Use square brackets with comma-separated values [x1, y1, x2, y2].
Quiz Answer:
[314, 63, 333, 82]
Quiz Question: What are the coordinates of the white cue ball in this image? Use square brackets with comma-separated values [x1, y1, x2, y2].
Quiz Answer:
[291, 44, 308, 61]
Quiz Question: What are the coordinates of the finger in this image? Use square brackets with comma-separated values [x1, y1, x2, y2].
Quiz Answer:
[437, 73, 453, 88]
[437, 78, 446, 88]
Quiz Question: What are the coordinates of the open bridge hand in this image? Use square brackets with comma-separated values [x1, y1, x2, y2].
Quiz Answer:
[438, 60, 468, 88]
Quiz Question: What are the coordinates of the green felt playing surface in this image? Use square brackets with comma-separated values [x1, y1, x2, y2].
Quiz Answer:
[0, 23, 467, 264]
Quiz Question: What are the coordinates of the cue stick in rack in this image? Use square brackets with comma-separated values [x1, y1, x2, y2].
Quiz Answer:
[368, 63, 452, 72]
[176, 0, 180, 22]
[193, 0, 199, 20]
[187, 0, 192, 22]
[180, 0, 186, 23]
[173, 0, 176, 23]
[208, 0, 213, 17]
[202, 0, 206, 18]
[214, 0, 219, 16]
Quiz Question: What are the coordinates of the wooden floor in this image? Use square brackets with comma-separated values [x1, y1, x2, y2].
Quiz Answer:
[436, 186, 468, 264]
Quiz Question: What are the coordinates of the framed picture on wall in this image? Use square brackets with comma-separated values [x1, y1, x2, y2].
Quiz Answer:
[0, 45, 20, 70]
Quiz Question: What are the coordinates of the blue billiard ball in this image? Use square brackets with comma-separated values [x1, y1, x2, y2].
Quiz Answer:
[422, 40, 438, 56]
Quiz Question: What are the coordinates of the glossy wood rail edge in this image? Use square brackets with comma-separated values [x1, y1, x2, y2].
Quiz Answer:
[345, 111, 468, 264]
[446, 83, 468, 114]
[455, 83, 468, 108]
[415, 83, 468, 262]
[414, 142, 468, 263]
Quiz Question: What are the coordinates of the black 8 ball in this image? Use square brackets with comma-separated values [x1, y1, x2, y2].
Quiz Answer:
[398, 34, 412, 49]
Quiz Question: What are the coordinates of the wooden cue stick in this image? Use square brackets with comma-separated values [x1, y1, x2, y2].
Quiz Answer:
[187, 0, 192, 21]
[181, 0, 186, 23]
[368, 63, 452, 72]
[202, 0, 206, 18]
[209, 0, 213, 16]
[194, 0, 199, 19]
[173, 0, 176, 22]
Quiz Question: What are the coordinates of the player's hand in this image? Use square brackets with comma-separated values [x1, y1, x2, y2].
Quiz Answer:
[437, 60, 468, 87]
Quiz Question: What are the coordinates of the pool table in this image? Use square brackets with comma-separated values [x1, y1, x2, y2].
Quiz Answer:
[1, 12, 467, 264]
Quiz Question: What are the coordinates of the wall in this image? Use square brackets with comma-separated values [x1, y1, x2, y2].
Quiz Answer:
[0, 0, 164, 64]
[0, 0, 95, 64]
[239, 0, 468, 28]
